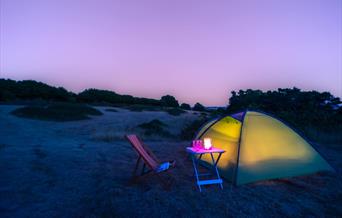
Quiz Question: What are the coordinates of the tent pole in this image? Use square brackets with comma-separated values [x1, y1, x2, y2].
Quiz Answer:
[232, 110, 247, 186]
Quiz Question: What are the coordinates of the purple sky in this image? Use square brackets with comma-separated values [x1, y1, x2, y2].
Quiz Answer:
[1, 0, 341, 106]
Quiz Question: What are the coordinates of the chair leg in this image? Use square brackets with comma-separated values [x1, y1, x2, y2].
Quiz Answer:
[131, 157, 149, 184]
[132, 156, 142, 177]
[141, 163, 146, 175]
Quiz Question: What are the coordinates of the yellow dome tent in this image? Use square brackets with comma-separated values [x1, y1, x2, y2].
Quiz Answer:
[195, 110, 334, 185]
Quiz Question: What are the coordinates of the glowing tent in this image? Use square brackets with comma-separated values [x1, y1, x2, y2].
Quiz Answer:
[195, 110, 333, 185]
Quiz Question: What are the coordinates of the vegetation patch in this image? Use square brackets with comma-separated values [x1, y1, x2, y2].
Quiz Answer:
[193, 102, 206, 111]
[137, 119, 171, 137]
[11, 102, 102, 121]
[301, 126, 342, 145]
[180, 117, 209, 140]
[180, 103, 191, 110]
[227, 88, 342, 144]
[166, 108, 186, 116]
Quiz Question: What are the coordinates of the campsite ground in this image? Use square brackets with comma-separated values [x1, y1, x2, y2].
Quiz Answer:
[0, 105, 341, 217]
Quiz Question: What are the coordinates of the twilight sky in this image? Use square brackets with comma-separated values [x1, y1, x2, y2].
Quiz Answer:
[0, 0, 341, 106]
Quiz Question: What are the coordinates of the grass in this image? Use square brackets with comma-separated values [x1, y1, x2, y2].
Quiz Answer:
[1, 106, 341, 217]
[33, 147, 47, 159]
[105, 108, 118, 112]
[91, 132, 124, 142]
[137, 119, 171, 137]
[0, 144, 8, 150]
[11, 102, 103, 121]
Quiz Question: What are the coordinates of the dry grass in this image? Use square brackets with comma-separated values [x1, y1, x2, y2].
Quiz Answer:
[91, 132, 125, 142]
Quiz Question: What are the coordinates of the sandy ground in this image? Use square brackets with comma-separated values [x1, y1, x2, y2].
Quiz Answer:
[0, 105, 341, 218]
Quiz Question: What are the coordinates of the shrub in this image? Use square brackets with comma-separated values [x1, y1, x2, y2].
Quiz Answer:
[77, 89, 162, 106]
[160, 95, 179, 107]
[11, 102, 102, 121]
[0, 79, 75, 102]
[180, 103, 191, 110]
[166, 108, 186, 116]
[137, 119, 171, 137]
[180, 117, 209, 140]
[301, 126, 342, 144]
[211, 107, 226, 116]
[193, 102, 206, 111]
[226, 88, 342, 143]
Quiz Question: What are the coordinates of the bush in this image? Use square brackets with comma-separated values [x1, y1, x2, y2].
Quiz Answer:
[180, 103, 191, 110]
[193, 102, 206, 111]
[301, 126, 342, 144]
[227, 88, 342, 143]
[78, 89, 133, 104]
[211, 107, 226, 116]
[137, 119, 171, 137]
[166, 108, 186, 116]
[0, 79, 75, 102]
[77, 89, 162, 106]
[160, 95, 179, 107]
[180, 117, 209, 140]
[11, 102, 102, 121]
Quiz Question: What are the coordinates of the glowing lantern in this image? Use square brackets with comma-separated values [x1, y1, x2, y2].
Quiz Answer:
[203, 138, 212, 150]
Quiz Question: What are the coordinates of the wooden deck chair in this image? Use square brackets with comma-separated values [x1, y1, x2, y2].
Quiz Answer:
[125, 134, 176, 188]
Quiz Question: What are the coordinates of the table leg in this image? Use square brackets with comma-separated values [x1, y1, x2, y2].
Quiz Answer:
[191, 155, 202, 192]
[210, 153, 223, 189]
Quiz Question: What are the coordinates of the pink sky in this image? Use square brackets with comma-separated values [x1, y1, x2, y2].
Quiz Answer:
[0, 0, 341, 106]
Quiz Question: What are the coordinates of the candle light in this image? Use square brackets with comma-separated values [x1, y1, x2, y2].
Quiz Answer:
[203, 138, 212, 150]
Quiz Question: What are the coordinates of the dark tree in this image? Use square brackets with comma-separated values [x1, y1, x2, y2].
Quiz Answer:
[0, 79, 162, 106]
[0, 79, 75, 102]
[180, 103, 191, 110]
[193, 102, 205, 111]
[77, 89, 161, 106]
[226, 87, 342, 131]
[160, 95, 179, 107]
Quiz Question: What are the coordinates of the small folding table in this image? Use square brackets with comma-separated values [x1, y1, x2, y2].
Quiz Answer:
[186, 147, 225, 192]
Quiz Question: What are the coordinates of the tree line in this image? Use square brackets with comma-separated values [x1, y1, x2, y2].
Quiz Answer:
[0, 79, 206, 111]
[225, 88, 341, 132]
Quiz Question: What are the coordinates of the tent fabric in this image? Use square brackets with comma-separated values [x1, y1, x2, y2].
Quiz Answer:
[230, 111, 245, 122]
[195, 118, 219, 140]
[195, 110, 333, 185]
[196, 116, 241, 181]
